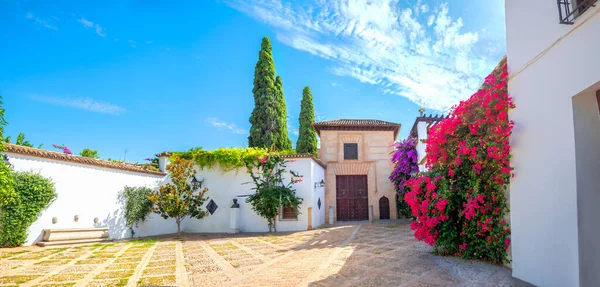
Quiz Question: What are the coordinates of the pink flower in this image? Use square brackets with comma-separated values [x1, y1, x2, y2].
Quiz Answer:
[459, 243, 467, 251]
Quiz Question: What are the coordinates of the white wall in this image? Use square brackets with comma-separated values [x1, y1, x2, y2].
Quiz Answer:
[415, 121, 427, 171]
[5, 153, 326, 246]
[6, 153, 173, 245]
[506, 1, 600, 286]
[311, 161, 326, 228]
[182, 158, 324, 233]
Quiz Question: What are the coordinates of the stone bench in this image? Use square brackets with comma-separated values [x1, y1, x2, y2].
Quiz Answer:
[36, 228, 111, 247]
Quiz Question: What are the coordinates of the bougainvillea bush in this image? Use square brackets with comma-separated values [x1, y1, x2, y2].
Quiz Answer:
[389, 138, 419, 218]
[404, 60, 513, 264]
[246, 155, 303, 232]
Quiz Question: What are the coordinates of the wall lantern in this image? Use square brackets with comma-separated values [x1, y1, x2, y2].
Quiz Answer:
[314, 179, 325, 188]
[191, 176, 199, 184]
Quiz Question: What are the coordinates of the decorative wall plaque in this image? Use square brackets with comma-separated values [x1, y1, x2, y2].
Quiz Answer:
[207, 199, 218, 215]
[318, 198, 321, 210]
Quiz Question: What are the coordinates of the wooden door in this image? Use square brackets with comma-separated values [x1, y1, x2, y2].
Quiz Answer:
[336, 175, 368, 221]
[379, 196, 390, 220]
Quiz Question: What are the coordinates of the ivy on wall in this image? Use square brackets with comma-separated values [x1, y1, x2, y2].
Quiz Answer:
[122, 186, 154, 238]
[175, 147, 295, 172]
[0, 171, 57, 247]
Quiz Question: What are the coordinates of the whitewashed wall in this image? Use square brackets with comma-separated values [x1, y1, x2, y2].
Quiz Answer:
[181, 158, 325, 233]
[415, 121, 427, 171]
[6, 153, 325, 245]
[6, 153, 172, 245]
[506, 1, 600, 286]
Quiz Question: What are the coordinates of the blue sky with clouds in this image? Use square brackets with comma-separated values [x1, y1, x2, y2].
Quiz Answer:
[0, 0, 506, 162]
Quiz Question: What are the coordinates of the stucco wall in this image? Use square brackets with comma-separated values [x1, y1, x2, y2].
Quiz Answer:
[6, 153, 325, 245]
[416, 121, 427, 171]
[506, 1, 600, 286]
[6, 153, 171, 245]
[182, 158, 325, 233]
[320, 130, 397, 223]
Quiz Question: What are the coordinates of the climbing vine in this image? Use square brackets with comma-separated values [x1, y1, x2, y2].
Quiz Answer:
[122, 186, 154, 237]
[176, 147, 295, 171]
[389, 138, 419, 218]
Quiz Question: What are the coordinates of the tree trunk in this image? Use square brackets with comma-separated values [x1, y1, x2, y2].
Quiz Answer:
[176, 216, 181, 238]
[273, 216, 277, 232]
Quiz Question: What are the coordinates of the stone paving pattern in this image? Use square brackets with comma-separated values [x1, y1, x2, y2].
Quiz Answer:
[0, 221, 532, 287]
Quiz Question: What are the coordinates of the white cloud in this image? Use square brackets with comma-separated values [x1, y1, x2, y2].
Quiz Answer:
[128, 40, 136, 48]
[77, 17, 93, 28]
[77, 17, 106, 37]
[95, 24, 106, 37]
[315, 111, 327, 122]
[225, 0, 503, 111]
[26, 12, 58, 30]
[145, 41, 153, 45]
[205, 118, 247, 135]
[30, 95, 127, 115]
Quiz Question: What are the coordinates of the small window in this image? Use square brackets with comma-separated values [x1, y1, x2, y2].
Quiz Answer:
[344, 143, 358, 160]
[281, 205, 297, 220]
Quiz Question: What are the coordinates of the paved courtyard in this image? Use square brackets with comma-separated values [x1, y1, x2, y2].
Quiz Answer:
[0, 220, 531, 287]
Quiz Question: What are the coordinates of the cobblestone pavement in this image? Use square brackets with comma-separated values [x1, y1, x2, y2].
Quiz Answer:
[0, 221, 532, 287]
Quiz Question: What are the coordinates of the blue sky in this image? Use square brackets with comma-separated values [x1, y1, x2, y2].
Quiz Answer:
[0, 0, 505, 162]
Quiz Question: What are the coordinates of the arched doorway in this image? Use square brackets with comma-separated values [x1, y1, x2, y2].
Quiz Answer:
[379, 196, 390, 220]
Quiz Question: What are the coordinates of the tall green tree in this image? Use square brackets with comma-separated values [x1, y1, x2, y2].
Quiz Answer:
[295, 87, 318, 156]
[274, 75, 292, 150]
[248, 36, 292, 150]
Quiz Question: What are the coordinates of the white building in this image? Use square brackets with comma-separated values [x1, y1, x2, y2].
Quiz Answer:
[506, 0, 600, 286]
[407, 110, 446, 171]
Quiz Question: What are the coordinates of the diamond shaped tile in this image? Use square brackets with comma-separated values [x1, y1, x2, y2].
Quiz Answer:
[207, 199, 218, 215]
[317, 198, 321, 210]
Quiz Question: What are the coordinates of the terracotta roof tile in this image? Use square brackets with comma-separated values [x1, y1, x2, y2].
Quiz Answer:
[312, 119, 401, 138]
[3, 143, 166, 176]
[279, 154, 326, 168]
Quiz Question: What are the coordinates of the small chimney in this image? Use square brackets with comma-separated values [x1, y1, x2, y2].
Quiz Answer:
[419, 108, 425, 116]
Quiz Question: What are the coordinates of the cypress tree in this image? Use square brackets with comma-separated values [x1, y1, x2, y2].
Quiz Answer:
[295, 87, 318, 156]
[274, 76, 292, 150]
[248, 36, 292, 150]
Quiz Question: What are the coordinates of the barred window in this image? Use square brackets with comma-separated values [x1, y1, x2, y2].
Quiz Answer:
[281, 205, 297, 220]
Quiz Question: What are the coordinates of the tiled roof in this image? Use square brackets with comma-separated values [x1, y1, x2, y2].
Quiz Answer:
[313, 119, 401, 138]
[279, 154, 326, 168]
[4, 143, 166, 176]
[408, 114, 448, 138]
[155, 151, 172, 157]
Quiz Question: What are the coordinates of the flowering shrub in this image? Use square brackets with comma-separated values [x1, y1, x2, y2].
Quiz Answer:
[389, 138, 419, 218]
[246, 155, 303, 232]
[52, 144, 72, 155]
[405, 60, 513, 264]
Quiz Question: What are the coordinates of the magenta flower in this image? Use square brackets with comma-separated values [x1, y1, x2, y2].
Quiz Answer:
[52, 144, 73, 155]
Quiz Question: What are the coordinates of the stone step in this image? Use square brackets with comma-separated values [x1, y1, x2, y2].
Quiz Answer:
[36, 238, 112, 247]
[42, 228, 109, 242]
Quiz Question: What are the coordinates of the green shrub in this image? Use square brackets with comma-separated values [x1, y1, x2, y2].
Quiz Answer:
[122, 186, 154, 237]
[0, 171, 57, 247]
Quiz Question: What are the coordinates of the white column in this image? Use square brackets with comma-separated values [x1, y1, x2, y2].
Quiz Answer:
[229, 199, 240, 234]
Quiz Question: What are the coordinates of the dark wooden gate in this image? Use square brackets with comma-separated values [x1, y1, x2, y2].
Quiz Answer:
[336, 175, 368, 221]
[379, 196, 390, 220]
